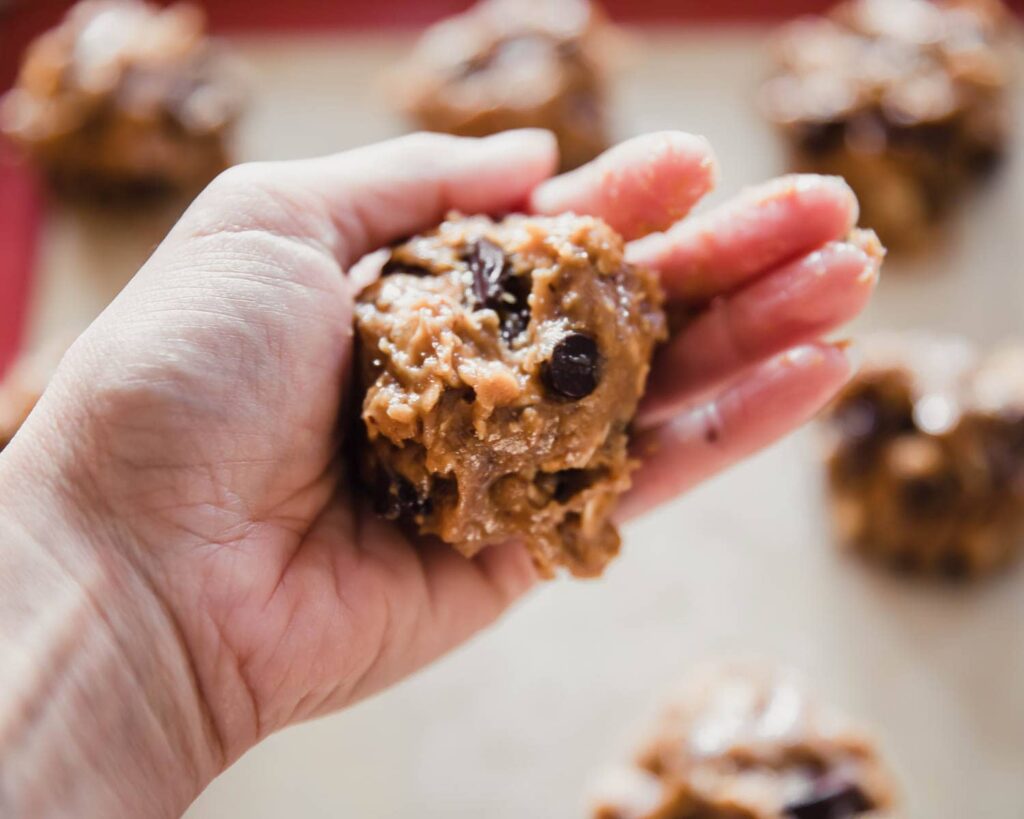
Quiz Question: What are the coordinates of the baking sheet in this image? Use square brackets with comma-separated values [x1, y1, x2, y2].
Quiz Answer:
[22, 29, 1024, 819]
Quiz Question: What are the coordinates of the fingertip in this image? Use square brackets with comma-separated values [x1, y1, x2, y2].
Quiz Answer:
[531, 130, 719, 238]
[480, 128, 560, 176]
[848, 227, 885, 274]
[811, 238, 883, 289]
[784, 173, 860, 232]
[647, 130, 720, 186]
[620, 130, 719, 224]
[599, 130, 719, 178]
[820, 174, 860, 231]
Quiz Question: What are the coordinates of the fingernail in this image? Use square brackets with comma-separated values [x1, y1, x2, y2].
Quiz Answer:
[780, 344, 826, 369]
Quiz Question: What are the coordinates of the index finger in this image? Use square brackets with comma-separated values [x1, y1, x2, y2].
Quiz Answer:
[179, 130, 559, 268]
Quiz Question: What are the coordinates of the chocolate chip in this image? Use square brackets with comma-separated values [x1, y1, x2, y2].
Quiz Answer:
[967, 143, 1004, 176]
[887, 122, 955, 154]
[798, 120, 846, 156]
[374, 472, 432, 521]
[888, 549, 920, 575]
[495, 274, 532, 342]
[466, 237, 507, 308]
[544, 333, 600, 400]
[783, 779, 873, 819]
[901, 472, 959, 517]
[833, 442, 877, 482]
[986, 419, 1024, 491]
[937, 549, 970, 581]
[464, 238, 532, 341]
[552, 469, 594, 503]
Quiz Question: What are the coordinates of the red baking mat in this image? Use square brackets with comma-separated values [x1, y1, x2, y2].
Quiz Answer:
[2, 0, 1023, 374]
[0, 142, 41, 376]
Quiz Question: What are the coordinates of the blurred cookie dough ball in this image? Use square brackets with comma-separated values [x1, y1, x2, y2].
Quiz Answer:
[590, 663, 900, 819]
[2, 0, 244, 199]
[394, 0, 615, 171]
[823, 334, 1024, 580]
[762, 0, 1015, 249]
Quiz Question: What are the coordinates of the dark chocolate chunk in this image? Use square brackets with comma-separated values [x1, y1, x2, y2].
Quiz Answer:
[495, 273, 532, 342]
[888, 549, 920, 575]
[552, 468, 595, 503]
[466, 237, 507, 307]
[797, 120, 846, 156]
[967, 142, 1005, 176]
[783, 778, 873, 819]
[544, 333, 600, 400]
[887, 121, 955, 154]
[833, 441, 878, 482]
[465, 237, 532, 341]
[900, 471, 959, 517]
[374, 472, 432, 521]
[937, 549, 970, 581]
[984, 413, 1024, 490]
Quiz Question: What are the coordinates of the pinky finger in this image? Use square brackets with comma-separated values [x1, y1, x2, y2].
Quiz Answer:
[618, 342, 856, 522]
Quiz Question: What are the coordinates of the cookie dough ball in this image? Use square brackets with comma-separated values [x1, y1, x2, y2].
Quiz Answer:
[762, 0, 1015, 249]
[590, 664, 900, 819]
[1, 0, 243, 198]
[823, 335, 1024, 580]
[355, 213, 666, 577]
[394, 0, 613, 171]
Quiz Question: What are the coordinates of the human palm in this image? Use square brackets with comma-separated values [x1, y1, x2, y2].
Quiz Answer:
[5, 130, 878, 772]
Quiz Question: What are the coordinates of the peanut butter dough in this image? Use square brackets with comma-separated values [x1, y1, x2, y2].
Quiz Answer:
[355, 213, 666, 577]
[393, 0, 613, 172]
[1, 0, 243, 197]
[823, 335, 1024, 580]
[590, 664, 900, 819]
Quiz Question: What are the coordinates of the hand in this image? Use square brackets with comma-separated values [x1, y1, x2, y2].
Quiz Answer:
[0, 130, 877, 816]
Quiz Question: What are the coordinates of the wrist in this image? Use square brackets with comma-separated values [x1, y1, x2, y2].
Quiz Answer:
[0, 448, 224, 818]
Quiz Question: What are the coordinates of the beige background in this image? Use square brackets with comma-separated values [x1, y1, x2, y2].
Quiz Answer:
[23, 30, 1024, 819]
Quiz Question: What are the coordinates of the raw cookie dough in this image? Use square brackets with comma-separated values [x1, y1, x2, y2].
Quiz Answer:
[393, 0, 613, 171]
[823, 334, 1024, 580]
[1, 0, 243, 198]
[762, 0, 1015, 249]
[590, 664, 900, 819]
[355, 213, 666, 577]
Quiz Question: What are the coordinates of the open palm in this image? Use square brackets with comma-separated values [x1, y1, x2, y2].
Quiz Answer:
[7, 130, 878, 775]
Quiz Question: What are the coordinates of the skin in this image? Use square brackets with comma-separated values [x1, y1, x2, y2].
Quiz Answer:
[0, 130, 879, 817]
